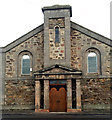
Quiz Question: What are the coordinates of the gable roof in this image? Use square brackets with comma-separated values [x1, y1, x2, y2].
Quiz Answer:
[1, 21, 112, 52]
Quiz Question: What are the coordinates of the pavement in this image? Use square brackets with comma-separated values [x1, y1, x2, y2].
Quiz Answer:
[1, 110, 111, 120]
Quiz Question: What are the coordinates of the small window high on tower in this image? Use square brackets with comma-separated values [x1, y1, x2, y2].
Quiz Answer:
[55, 27, 60, 43]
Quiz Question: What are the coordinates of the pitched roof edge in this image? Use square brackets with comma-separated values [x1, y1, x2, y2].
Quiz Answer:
[2, 24, 44, 52]
[71, 21, 112, 47]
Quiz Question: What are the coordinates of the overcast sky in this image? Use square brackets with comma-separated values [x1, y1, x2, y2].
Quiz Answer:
[0, 0, 111, 47]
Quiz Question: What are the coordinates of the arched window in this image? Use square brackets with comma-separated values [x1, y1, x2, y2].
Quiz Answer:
[55, 27, 60, 43]
[88, 52, 97, 73]
[22, 55, 30, 74]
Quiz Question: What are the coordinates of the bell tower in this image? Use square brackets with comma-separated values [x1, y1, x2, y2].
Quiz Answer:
[42, 5, 72, 67]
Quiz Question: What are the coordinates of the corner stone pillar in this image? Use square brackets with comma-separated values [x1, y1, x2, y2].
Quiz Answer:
[35, 80, 40, 112]
[67, 79, 72, 109]
[76, 79, 81, 109]
[44, 80, 49, 110]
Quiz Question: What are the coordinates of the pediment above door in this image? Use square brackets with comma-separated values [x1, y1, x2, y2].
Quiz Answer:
[33, 64, 82, 80]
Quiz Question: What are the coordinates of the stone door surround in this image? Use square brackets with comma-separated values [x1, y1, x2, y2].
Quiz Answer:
[34, 64, 82, 112]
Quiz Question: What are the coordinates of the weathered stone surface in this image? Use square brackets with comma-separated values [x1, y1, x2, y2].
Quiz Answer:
[3, 5, 111, 112]
[49, 18, 65, 28]
[5, 80, 35, 106]
[49, 18, 65, 59]
[5, 31, 44, 78]
[71, 29, 111, 75]
[67, 79, 72, 109]
[4, 27, 111, 111]
[81, 78, 111, 110]
[35, 80, 40, 112]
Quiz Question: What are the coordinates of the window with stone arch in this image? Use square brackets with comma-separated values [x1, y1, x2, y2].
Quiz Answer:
[86, 48, 101, 74]
[22, 55, 30, 74]
[18, 51, 33, 76]
[88, 52, 97, 73]
[55, 26, 60, 43]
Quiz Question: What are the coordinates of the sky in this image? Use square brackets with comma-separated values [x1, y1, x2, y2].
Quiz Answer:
[0, 0, 111, 47]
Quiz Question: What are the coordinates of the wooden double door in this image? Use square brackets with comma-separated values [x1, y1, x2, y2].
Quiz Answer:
[49, 85, 67, 112]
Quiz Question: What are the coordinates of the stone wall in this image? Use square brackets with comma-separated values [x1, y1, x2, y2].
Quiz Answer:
[49, 18, 65, 29]
[4, 26, 111, 111]
[44, 9, 71, 67]
[4, 80, 35, 109]
[4, 30, 44, 109]
[3, 4, 111, 111]
[71, 29, 111, 111]
[71, 29, 82, 70]
[81, 78, 111, 111]
[5, 31, 44, 78]
[71, 29, 111, 76]
[49, 18, 65, 59]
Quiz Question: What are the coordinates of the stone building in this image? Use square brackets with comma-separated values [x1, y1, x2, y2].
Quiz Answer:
[0, 5, 111, 112]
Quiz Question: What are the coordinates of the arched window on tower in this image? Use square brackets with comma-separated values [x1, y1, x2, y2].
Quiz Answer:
[88, 52, 97, 73]
[22, 55, 30, 74]
[55, 26, 60, 43]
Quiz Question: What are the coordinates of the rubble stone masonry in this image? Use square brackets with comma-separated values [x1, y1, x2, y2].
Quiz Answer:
[3, 5, 111, 111]
[71, 29, 111, 111]
[5, 31, 44, 78]
[4, 26, 111, 111]
[4, 80, 35, 109]
[81, 78, 110, 110]
[71, 29, 111, 75]
[4, 31, 44, 109]
[49, 18, 65, 59]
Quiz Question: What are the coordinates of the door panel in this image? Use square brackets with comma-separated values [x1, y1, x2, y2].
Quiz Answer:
[49, 87, 67, 112]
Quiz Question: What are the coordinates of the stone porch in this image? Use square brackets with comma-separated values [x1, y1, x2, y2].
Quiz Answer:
[34, 64, 82, 112]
